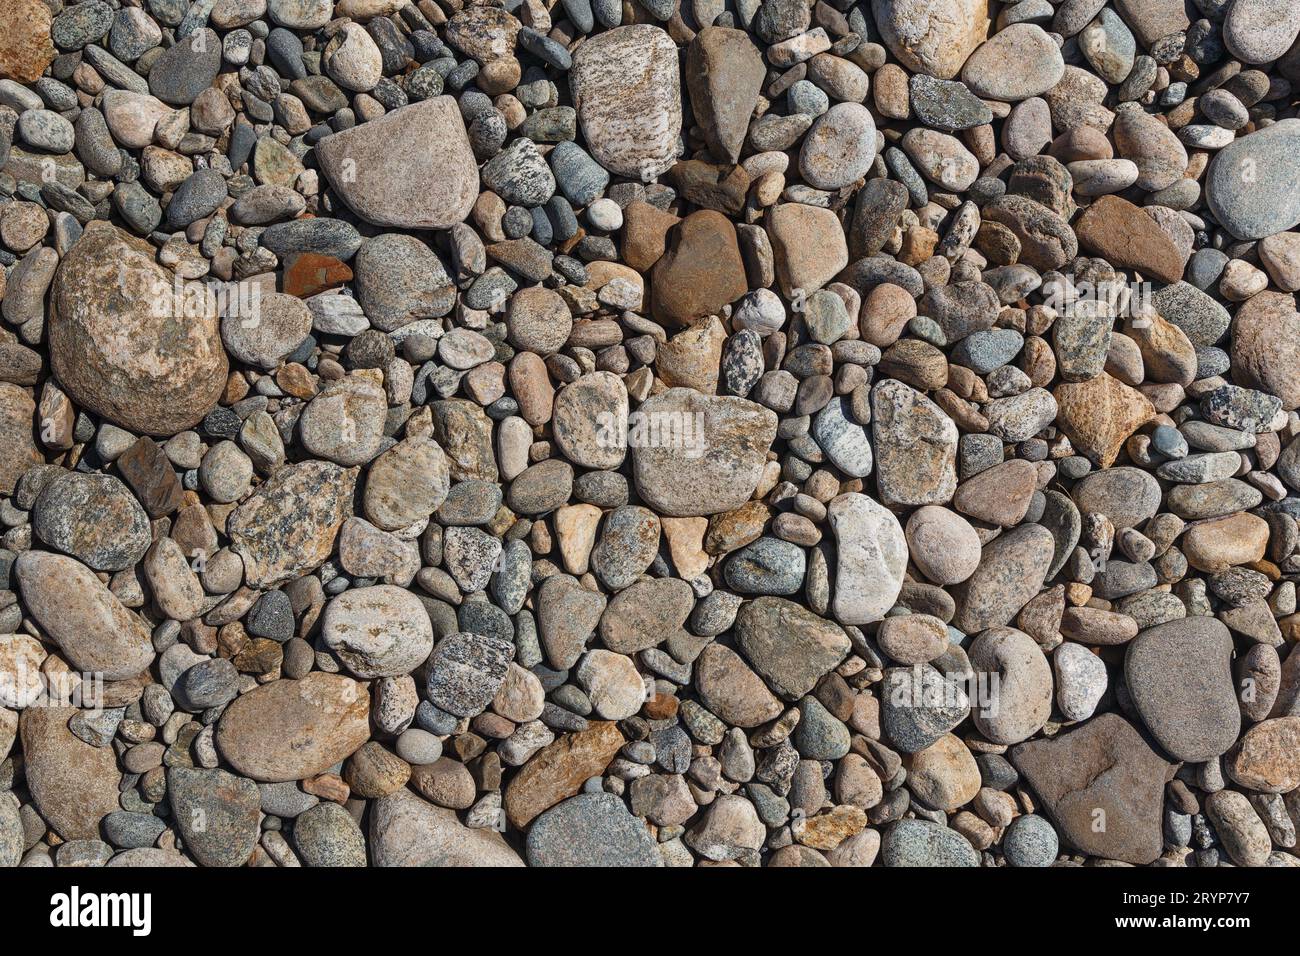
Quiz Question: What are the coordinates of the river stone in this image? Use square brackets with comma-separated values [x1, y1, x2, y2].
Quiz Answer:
[1206, 119, 1300, 241]
[537, 573, 607, 669]
[0, 0, 56, 83]
[527, 792, 662, 867]
[812, 396, 873, 479]
[293, 801, 368, 867]
[553, 371, 629, 470]
[1230, 291, 1300, 411]
[1223, 0, 1300, 65]
[1054, 641, 1107, 722]
[228, 460, 357, 587]
[1010, 713, 1172, 865]
[15, 551, 154, 680]
[962, 23, 1064, 101]
[953, 524, 1054, 633]
[827, 492, 908, 626]
[631, 388, 776, 517]
[215, 673, 371, 782]
[1153, 281, 1231, 347]
[872, 379, 958, 507]
[371, 788, 524, 866]
[599, 577, 694, 654]
[0, 384, 42, 495]
[31, 472, 151, 571]
[298, 378, 387, 466]
[799, 102, 877, 190]
[149, 28, 221, 105]
[1053, 372, 1154, 468]
[969, 627, 1053, 745]
[503, 721, 625, 828]
[221, 291, 312, 370]
[354, 234, 455, 331]
[871, 0, 991, 80]
[316, 97, 479, 230]
[697, 643, 785, 728]
[431, 399, 499, 482]
[1124, 617, 1240, 762]
[569, 25, 681, 179]
[878, 665, 972, 754]
[650, 210, 748, 328]
[882, 818, 979, 867]
[322, 585, 435, 679]
[169, 767, 260, 867]
[734, 596, 851, 701]
[426, 631, 514, 717]
[49, 222, 227, 436]
[1227, 716, 1300, 794]
[685, 27, 765, 165]
[906, 732, 981, 811]
[20, 707, 121, 840]
[363, 436, 451, 530]
[1072, 466, 1161, 530]
[905, 506, 981, 585]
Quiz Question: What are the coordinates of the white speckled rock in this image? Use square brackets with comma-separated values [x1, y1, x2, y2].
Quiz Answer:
[870, 0, 991, 80]
[827, 492, 908, 625]
[570, 25, 682, 180]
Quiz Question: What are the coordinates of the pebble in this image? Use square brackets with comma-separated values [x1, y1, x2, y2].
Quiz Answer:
[1124, 617, 1240, 762]
[50, 222, 227, 435]
[527, 793, 661, 867]
[1207, 119, 1300, 241]
[799, 102, 877, 190]
[317, 97, 479, 230]
[570, 25, 681, 179]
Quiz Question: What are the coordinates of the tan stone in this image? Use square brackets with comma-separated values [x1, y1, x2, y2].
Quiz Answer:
[0, 0, 55, 83]
[1183, 512, 1270, 573]
[1053, 372, 1155, 467]
[215, 673, 372, 782]
[767, 202, 849, 297]
[503, 721, 624, 827]
[650, 210, 748, 328]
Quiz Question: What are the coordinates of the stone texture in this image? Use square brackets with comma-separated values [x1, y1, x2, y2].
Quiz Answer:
[316, 97, 479, 230]
[50, 222, 227, 436]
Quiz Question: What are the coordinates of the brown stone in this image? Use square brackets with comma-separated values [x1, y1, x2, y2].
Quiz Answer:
[1010, 712, 1173, 865]
[0, 0, 55, 84]
[50, 222, 228, 436]
[116, 436, 186, 517]
[1227, 716, 1300, 794]
[621, 201, 680, 273]
[1230, 291, 1300, 411]
[1126, 311, 1196, 387]
[695, 643, 784, 727]
[1053, 372, 1155, 468]
[20, 707, 122, 840]
[282, 252, 353, 298]
[952, 458, 1036, 526]
[767, 202, 849, 297]
[0, 382, 41, 495]
[1074, 196, 1183, 284]
[669, 159, 750, 215]
[684, 26, 765, 165]
[655, 316, 725, 393]
[503, 721, 624, 828]
[1182, 512, 1270, 572]
[650, 210, 748, 328]
[215, 673, 371, 782]
[705, 500, 771, 555]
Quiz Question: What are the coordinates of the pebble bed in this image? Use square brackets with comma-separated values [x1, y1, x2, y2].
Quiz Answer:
[1, 0, 1299, 869]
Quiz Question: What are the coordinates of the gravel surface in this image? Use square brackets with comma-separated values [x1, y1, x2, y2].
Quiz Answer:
[1, 0, 1299, 869]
